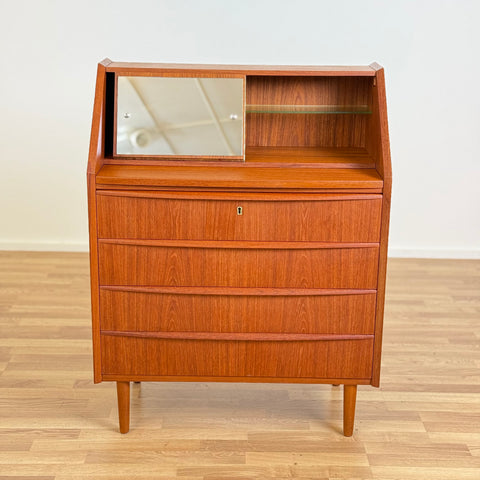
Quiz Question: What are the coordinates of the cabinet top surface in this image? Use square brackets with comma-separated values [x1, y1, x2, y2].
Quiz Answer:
[104, 59, 379, 76]
[96, 164, 383, 191]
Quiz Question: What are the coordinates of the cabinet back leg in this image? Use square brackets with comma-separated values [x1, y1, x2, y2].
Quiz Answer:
[116, 381, 130, 433]
[343, 384, 357, 437]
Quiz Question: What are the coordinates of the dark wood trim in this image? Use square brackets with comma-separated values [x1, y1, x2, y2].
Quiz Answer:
[98, 238, 380, 250]
[102, 374, 371, 385]
[96, 189, 382, 201]
[101, 330, 375, 342]
[102, 158, 375, 169]
[95, 184, 384, 194]
[100, 285, 377, 296]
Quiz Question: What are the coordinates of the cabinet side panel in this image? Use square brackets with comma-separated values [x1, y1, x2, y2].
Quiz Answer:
[369, 66, 392, 387]
[87, 60, 111, 382]
[88, 173, 102, 383]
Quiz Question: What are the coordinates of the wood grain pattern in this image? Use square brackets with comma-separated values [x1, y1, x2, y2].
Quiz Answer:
[246, 146, 376, 167]
[246, 77, 372, 148]
[97, 243, 379, 289]
[86, 59, 110, 175]
[2, 252, 479, 478]
[368, 65, 393, 387]
[97, 192, 382, 242]
[98, 189, 382, 200]
[102, 145, 376, 168]
[343, 384, 357, 437]
[96, 164, 383, 190]
[100, 336, 374, 379]
[86, 60, 110, 383]
[96, 184, 384, 194]
[98, 238, 378, 249]
[99, 289, 377, 334]
[102, 331, 374, 341]
[116, 381, 130, 434]
[106, 61, 377, 76]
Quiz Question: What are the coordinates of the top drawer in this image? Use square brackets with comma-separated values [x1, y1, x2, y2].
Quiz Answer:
[97, 191, 382, 242]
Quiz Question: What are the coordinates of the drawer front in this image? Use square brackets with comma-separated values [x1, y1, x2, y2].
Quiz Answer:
[98, 243, 379, 289]
[101, 335, 374, 379]
[100, 289, 376, 335]
[97, 192, 382, 242]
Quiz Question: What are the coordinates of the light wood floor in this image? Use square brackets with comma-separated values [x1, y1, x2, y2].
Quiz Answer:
[0, 252, 479, 479]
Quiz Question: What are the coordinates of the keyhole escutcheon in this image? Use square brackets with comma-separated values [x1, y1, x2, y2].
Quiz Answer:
[237, 206, 243, 215]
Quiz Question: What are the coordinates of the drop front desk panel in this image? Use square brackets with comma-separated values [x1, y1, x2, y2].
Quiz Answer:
[87, 60, 392, 436]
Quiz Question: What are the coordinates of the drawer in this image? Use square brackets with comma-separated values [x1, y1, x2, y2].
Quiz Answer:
[101, 335, 374, 379]
[98, 242, 379, 289]
[100, 289, 377, 335]
[96, 191, 382, 242]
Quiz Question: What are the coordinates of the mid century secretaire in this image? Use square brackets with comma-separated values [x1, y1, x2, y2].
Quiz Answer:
[87, 59, 391, 436]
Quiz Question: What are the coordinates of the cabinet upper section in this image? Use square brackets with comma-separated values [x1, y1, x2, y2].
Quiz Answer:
[88, 60, 391, 190]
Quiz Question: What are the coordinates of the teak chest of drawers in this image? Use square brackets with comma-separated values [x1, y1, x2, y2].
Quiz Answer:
[87, 60, 392, 436]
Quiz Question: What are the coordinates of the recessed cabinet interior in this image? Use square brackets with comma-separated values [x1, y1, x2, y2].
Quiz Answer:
[88, 60, 392, 436]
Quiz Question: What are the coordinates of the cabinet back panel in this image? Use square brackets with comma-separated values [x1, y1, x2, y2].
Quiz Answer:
[100, 290, 377, 335]
[246, 77, 372, 148]
[101, 336, 374, 379]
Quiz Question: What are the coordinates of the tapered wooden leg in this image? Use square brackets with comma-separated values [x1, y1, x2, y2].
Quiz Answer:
[343, 384, 357, 437]
[116, 381, 130, 434]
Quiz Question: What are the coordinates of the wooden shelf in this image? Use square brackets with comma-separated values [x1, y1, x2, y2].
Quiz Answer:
[96, 163, 383, 190]
[245, 147, 375, 168]
[103, 147, 376, 169]
[246, 104, 371, 114]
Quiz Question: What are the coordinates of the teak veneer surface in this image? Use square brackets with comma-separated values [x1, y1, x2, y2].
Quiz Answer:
[106, 62, 377, 76]
[246, 146, 375, 167]
[100, 336, 374, 379]
[103, 146, 377, 168]
[246, 78, 372, 148]
[96, 164, 383, 189]
[97, 243, 380, 289]
[97, 193, 382, 242]
[99, 289, 377, 334]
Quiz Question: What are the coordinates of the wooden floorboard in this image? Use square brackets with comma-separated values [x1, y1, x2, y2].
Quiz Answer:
[0, 251, 479, 479]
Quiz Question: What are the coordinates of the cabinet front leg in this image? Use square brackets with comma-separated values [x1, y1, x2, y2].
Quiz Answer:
[343, 384, 357, 437]
[116, 381, 130, 434]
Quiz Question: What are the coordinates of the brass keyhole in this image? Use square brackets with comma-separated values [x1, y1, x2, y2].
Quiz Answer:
[237, 206, 243, 215]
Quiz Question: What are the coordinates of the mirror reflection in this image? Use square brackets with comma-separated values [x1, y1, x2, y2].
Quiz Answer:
[116, 76, 244, 157]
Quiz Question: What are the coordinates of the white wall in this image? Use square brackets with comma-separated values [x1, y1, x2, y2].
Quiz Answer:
[1, 0, 479, 258]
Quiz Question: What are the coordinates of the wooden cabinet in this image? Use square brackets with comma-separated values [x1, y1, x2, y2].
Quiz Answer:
[87, 59, 392, 436]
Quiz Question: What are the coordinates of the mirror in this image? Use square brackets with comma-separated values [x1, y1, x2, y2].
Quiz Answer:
[116, 76, 244, 157]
